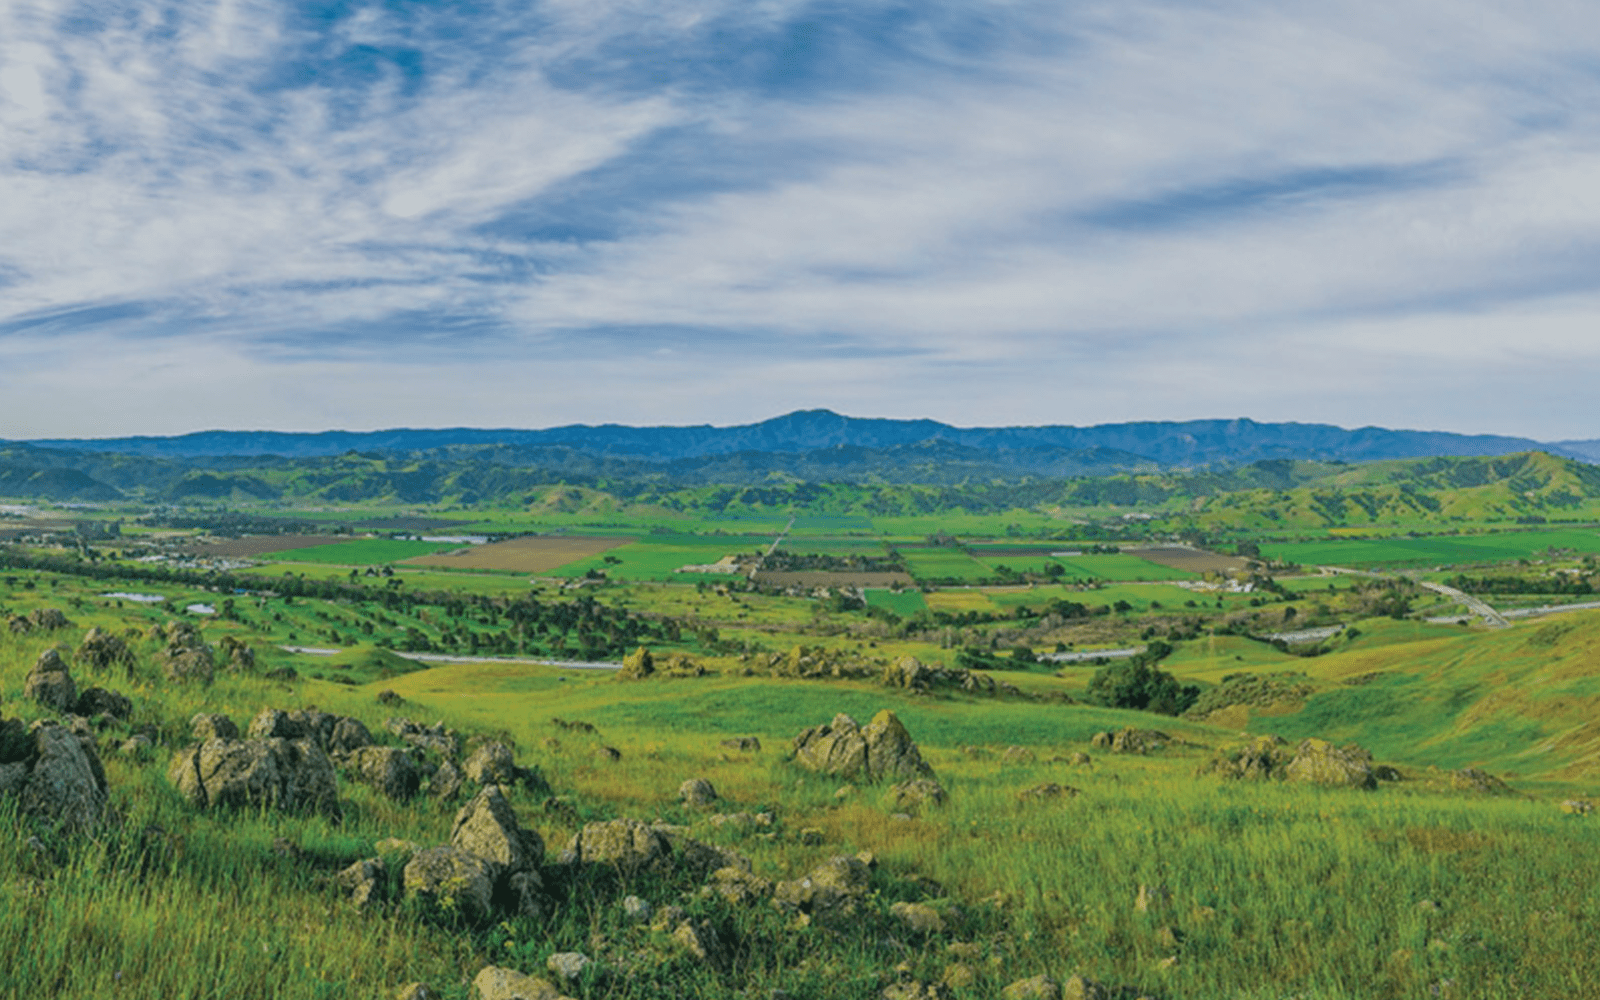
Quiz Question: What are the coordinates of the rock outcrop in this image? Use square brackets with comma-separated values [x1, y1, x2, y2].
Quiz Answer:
[618, 647, 655, 681]
[24, 649, 78, 714]
[400, 784, 547, 921]
[559, 818, 671, 875]
[1091, 728, 1170, 754]
[405, 847, 498, 922]
[792, 710, 935, 782]
[773, 855, 874, 917]
[679, 778, 718, 807]
[160, 623, 215, 685]
[191, 713, 240, 743]
[348, 746, 422, 800]
[75, 687, 132, 720]
[168, 736, 341, 816]
[1284, 738, 1376, 789]
[77, 628, 135, 672]
[8, 720, 109, 832]
[463, 742, 517, 786]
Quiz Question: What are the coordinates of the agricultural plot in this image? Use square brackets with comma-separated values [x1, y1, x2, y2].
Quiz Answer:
[752, 570, 913, 588]
[548, 535, 771, 581]
[260, 538, 460, 564]
[901, 549, 991, 581]
[864, 588, 927, 616]
[1129, 545, 1248, 574]
[1262, 528, 1600, 568]
[183, 534, 355, 557]
[988, 583, 1202, 612]
[924, 590, 999, 614]
[1055, 553, 1198, 581]
[404, 534, 634, 573]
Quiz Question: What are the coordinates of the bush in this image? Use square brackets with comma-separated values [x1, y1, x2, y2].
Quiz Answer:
[1083, 643, 1197, 715]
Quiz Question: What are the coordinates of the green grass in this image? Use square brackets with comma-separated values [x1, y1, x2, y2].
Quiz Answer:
[262, 538, 461, 565]
[548, 537, 772, 582]
[863, 589, 927, 617]
[1261, 529, 1600, 568]
[901, 550, 991, 582]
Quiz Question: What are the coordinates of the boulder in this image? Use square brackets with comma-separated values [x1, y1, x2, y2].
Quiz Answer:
[328, 717, 374, 754]
[337, 857, 387, 910]
[463, 742, 518, 786]
[167, 737, 340, 816]
[678, 778, 718, 807]
[559, 818, 671, 874]
[792, 710, 934, 782]
[405, 847, 497, 923]
[349, 746, 422, 800]
[1203, 734, 1291, 780]
[451, 785, 541, 875]
[1061, 975, 1109, 1000]
[1018, 783, 1078, 801]
[1283, 738, 1375, 789]
[24, 649, 78, 714]
[657, 829, 751, 880]
[671, 919, 724, 965]
[883, 982, 953, 1000]
[0, 717, 34, 763]
[1452, 768, 1513, 795]
[1002, 976, 1062, 1000]
[76, 687, 131, 720]
[882, 656, 935, 690]
[773, 855, 873, 916]
[1109, 728, 1170, 754]
[387, 717, 461, 759]
[216, 635, 256, 671]
[190, 713, 239, 743]
[430, 761, 464, 800]
[890, 779, 948, 814]
[594, 746, 622, 763]
[545, 953, 590, 982]
[720, 737, 761, 752]
[17, 721, 108, 831]
[505, 870, 548, 919]
[709, 865, 773, 906]
[162, 646, 215, 685]
[1002, 746, 1037, 764]
[29, 608, 72, 631]
[77, 628, 134, 671]
[471, 966, 563, 1000]
[890, 901, 945, 933]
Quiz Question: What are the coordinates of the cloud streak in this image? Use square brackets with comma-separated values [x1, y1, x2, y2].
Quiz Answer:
[2, 0, 1598, 438]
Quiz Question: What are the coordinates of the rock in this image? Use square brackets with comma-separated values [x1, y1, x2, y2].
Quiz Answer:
[941, 964, 976, 990]
[119, 734, 154, 757]
[1452, 768, 1512, 795]
[464, 742, 518, 786]
[1061, 976, 1109, 1000]
[1374, 764, 1403, 782]
[1002, 746, 1037, 764]
[0, 717, 32, 763]
[451, 785, 541, 875]
[622, 895, 652, 922]
[650, 905, 686, 932]
[1284, 738, 1375, 789]
[1018, 783, 1079, 801]
[395, 983, 434, 1000]
[216, 635, 256, 671]
[1002, 975, 1062, 1000]
[18, 722, 108, 831]
[377, 690, 404, 706]
[1107, 728, 1170, 754]
[595, 746, 622, 763]
[76, 687, 131, 720]
[190, 713, 239, 743]
[773, 855, 872, 916]
[350, 746, 422, 800]
[882, 656, 936, 689]
[671, 919, 723, 964]
[337, 857, 387, 909]
[890, 778, 948, 814]
[545, 952, 590, 981]
[679, 778, 718, 806]
[1203, 734, 1291, 780]
[799, 827, 825, 845]
[24, 649, 77, 714]
[386, 717, 461, 759]
[1069, 752, 1092, 765]
[376, 838, 423, 864]
[29, 608, 72, 631]
[405, 847, 497, 923]
[792, 710, 934, 782]
[263, 666, 298, 683]
[710, 865, 774, 906]
[721, 737, 761, 752]
[654, 828, 751, 879]
[1561, 799, 1594, 815]
[1090, 732, 1112, 749]
[891, 901, 945, 933]
[883, 982, 952, 1000]
[618, 646, 655, 680]
[471, 965, 562, 1000]
[561, 818, 671, 874]
[0, 761, 27, 795]
[167, 736, 340, 816]
[430, 761, 464, 800]
[328, 717, 374, 754]
[506, 870, 547, 919]
[77, 628, 134, 671]
[161, 641, 215, 685]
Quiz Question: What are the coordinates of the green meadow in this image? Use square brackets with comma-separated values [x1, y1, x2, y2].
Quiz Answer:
[1261, 528, 1600, 568]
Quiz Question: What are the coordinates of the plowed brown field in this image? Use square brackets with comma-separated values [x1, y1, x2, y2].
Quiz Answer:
[404, 535, 634, 573]
[1132, 546, 1248, 573]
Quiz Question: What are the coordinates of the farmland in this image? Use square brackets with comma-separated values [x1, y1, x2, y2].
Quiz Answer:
[1261, 528, 1600, 568]
[404, 534, 634, 573]
[259, 538, 462, 564]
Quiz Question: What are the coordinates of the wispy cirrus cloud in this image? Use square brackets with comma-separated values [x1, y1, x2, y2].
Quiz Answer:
[2, 0, 1599, 437]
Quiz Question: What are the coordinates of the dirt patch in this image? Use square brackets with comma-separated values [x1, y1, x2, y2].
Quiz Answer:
[1131, 546, 1249, 574]
[752, 570, 914, 588]
[185, 535, 356, 557]
[404, 535, 634, 573]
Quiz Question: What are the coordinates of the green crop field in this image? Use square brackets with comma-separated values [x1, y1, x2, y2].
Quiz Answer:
[1261, 528, 1600, 567]
[261, 538, 460, 565]
[901, 549, 992, 581]
[863, 588, 927, 616]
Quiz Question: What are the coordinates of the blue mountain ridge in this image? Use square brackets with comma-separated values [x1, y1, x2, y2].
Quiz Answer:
[9, 410, 1589, 466]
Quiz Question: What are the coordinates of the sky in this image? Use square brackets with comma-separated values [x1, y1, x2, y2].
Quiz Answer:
[2, 0, 1599, 441]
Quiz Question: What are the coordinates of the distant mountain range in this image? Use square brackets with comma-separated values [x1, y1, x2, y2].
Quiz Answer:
[11, 410, 1596, 465]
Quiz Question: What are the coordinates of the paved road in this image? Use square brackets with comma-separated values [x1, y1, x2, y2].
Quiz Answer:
[1416, 580, 1510, 629]
[1041, 647, 1144, 663]
[390, 651, 621, 670]
[1261, 624, 1346, 643]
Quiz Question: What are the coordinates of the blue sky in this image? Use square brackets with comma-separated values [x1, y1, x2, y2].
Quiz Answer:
[2, 0, 1598, 440]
